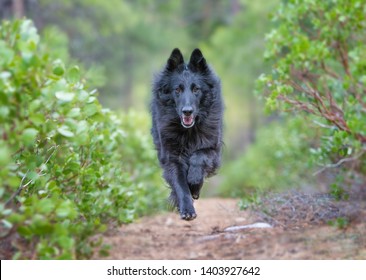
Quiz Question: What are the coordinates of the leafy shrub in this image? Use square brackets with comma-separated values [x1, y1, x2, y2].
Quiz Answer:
[0, 19, 165, 259]
[258, 0, 366, 183]
[220, 117, 317, 197]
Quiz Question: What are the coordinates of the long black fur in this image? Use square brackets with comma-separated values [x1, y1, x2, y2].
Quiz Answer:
[151, 48, 223, 220]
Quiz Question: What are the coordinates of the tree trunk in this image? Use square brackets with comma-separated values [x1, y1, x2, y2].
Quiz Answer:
[12, 0, 24, 18]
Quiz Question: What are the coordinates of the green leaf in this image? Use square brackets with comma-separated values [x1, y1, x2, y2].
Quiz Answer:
[57, 126, 74, 137]
[67, 108, 81, 118]
[0, 106, 10, 120]
[67, 66, 80, 83]
[30, 113, 45, 126]
[52, 60, 65, 76]
[29, 99, 41, 112]
[37, 199, 55, 214]
[0, 146, 10, 166]
[28, 171, 39, 181]
[18, 225, 33, 237]
[0, 71, 11, 79]
[0, 40, 15, 65]
[56, 201, 77, 219]
[84, 104, 99, 117]
[2, 219, 13, 229]
[20, 20, 40, 45]
[21, 128, 38, 146]
[7, 213, 25, 224]
[57, 236, 75, 250]
[55, 91, 75, 102]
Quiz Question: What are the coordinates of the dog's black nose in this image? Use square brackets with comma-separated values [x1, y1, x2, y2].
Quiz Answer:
[182, 106, 193, 116]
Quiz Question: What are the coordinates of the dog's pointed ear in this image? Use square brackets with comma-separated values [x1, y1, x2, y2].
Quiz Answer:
[166, 48, 184, 71]
[188, 48, 208, 73]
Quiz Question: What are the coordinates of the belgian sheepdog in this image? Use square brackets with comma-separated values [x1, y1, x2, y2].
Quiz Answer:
[151, 48, 223, 220]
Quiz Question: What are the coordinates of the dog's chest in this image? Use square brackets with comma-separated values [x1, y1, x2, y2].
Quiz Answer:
[164, 128, 213, 155]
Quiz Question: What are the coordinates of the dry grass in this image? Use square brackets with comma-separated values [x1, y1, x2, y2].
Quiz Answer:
[251, 188, 366, 229]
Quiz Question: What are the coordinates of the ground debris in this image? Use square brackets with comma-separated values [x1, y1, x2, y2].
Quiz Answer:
[224, 222, 272, 232]
[251, 190, 366, 229]
[96, 193, 366, 260]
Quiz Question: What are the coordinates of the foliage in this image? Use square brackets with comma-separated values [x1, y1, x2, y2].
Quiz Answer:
[258, 0, 366, 181]
[24, 0, 195, 108]
[329, 179, 349, 201]
[219, 117, 317, 197]
[238, 191, 262, 211]
[328, 217, 349, 230]
[0, 19, 165, 259]
[202, 0, 279, 155]
[1, 0, 282, 158]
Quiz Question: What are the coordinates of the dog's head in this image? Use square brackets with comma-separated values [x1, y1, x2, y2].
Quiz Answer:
[156, 48, 216, 129]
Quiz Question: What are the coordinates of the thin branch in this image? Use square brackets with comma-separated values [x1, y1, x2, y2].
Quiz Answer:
[312, 120, 335, 129]
[278, 94, 316, 114]
[320, 61, 341, 79]
[45, 145, 58, 164]
[336, 40, 351, 77]
[0, 225, 17, 240]
[4, 145, 59, 207]
[5, 170, 29, 207]
[313, 149, 366, 176]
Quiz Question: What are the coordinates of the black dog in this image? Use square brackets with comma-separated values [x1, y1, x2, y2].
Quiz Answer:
[151, 48, 223, 220]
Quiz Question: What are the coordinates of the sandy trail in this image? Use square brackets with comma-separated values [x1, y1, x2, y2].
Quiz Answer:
[97, 198, 366, 259]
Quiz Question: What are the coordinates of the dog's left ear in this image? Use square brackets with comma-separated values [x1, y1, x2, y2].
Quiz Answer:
[166, 48, 184, 72]
[188, 48, 208, 73]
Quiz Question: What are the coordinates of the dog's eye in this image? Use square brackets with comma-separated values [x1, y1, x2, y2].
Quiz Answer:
[175, 87, 181, 94]
[192, 86, 200, 94]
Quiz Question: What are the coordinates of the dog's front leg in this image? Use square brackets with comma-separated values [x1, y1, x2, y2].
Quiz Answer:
[163, 161, 196, 220]
[188, 148, 221, 199]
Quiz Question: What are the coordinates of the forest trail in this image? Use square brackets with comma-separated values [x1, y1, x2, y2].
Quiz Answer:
[98, 197, 366, 259]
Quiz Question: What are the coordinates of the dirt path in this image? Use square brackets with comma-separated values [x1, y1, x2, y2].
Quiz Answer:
[98, 197, 366, 259]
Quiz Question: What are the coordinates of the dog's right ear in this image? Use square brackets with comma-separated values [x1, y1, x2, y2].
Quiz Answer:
[188, 48, 208, 73]
[166, 48, 184, 72]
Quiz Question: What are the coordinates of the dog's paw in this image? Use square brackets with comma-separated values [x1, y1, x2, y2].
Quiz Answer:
[180, 209, 197, 220]
[178, 199, 197, 221]
[189, 184, 201, 200]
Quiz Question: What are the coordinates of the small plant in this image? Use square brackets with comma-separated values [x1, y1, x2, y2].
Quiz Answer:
[258, 0, 366, 184]
[0, 19, 165, 259]
[238, 192, 262, 211]
[328, 217, 349, 230]
[329, 183, 349, 201]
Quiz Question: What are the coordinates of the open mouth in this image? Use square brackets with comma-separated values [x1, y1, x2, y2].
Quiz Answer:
[181, 114, 195, 128]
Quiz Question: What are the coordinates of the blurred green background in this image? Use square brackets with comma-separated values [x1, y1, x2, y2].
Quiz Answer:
[0, 0, 317, 196]
[2, 0, 365, 259]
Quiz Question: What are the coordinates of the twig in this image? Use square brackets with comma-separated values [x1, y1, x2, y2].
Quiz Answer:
[45, 145, 58, 164]
[0, 225, 17, 240]
[336, 40, 351, 77]
[4, 145, 59, 207]
[313, 150, 366, 176]
[321, 61, 341, 79]
[312, 120, 335, 129]
[5, 170, 29, 207]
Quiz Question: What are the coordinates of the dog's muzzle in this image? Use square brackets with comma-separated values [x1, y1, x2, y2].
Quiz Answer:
[181, 106, 195, 128]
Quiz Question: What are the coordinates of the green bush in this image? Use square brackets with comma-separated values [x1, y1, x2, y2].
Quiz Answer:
[220, 117, 317, 197]
[258, 0, 366, 183]
[0, 19, 165, 259]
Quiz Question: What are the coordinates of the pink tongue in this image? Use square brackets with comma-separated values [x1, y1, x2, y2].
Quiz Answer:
[183, 115, 193, 125]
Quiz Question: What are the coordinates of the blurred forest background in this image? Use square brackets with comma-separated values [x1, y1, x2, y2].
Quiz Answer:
[1, 0, 365, 259]
[1, 0, 275, 149]
[1, 0, 315, 193]
[1, 0, 365, 203]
